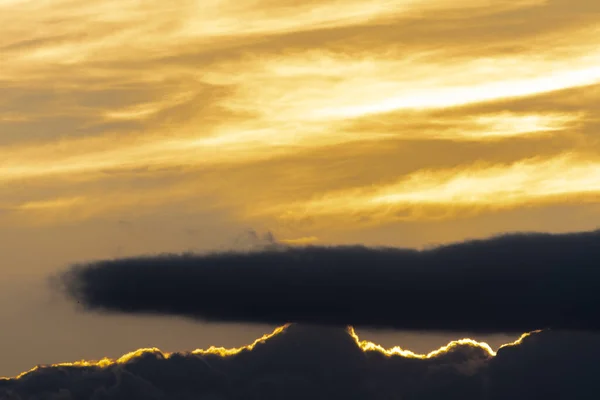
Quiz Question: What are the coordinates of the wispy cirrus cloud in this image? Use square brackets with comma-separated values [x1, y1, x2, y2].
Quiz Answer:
[1, 0, 598, 234]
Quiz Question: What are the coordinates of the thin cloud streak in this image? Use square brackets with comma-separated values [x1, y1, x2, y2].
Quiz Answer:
[259, 155, 600, 224]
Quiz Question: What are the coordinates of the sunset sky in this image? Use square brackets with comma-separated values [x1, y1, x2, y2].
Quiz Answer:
[1, 0, 600, 380]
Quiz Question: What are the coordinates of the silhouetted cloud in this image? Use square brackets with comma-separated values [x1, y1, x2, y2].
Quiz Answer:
[2, 325, 600, 399]
[58, 229, 600, 332]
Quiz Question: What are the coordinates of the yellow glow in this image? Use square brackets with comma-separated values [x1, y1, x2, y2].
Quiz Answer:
[263, 155, 600, 224]
[212, 28, 600, 125]
[348, 111, 583, 141]
[0, 0, 545, 76]
[191, 325, 290, 357]
[311, 63, 600, 118]
[10, 197, 86, 211]
[347, 327, 539, 358]
[0, 120, 392, 184]
[4, 325, 289, 381]
[279, 236, 320, 245]
[103, 92, 195, 121]
[1, 0, 598, 197]
[4, 151, 599, 227]
[0, 108, 585, 185]
[459, 112, 582, 139]
[0, 183, 219, 226]
[2, 325, 540, 381]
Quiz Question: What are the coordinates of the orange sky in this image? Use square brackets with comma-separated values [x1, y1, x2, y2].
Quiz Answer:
[0, 0, 599, 378]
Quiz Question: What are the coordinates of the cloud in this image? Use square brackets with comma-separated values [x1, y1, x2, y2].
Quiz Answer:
[58, 229, 600, 333]
[2, 0, 599, 232]
[256, 154, 600, 226]
[2, 324, 600, 399]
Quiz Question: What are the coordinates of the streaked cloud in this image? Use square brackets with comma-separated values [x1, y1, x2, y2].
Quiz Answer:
[0, 0, 598, 235]
[256, 155, 600, 225]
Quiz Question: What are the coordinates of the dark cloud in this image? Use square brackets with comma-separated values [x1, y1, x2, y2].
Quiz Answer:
[2, 325, 600, 399]
[57, 229, 600, 333]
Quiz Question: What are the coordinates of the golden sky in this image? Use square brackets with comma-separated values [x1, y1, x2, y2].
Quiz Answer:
[1, 0, 599, 378]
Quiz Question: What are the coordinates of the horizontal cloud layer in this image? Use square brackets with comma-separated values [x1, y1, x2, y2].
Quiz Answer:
[258, 154, 600, 225]
[59, 229, 600, 332]
[2, 0, 600, 233]
[2, 324, 600, 400]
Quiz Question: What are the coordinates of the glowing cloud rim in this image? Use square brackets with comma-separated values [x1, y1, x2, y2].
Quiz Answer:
[1, 325, 538, 381]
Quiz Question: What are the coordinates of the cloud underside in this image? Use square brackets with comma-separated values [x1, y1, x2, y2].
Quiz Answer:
[59, 229, 600, 333]
[1, 0, 599, 231]
[2, 324, 600, 400]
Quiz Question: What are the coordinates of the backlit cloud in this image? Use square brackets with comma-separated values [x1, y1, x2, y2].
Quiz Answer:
[3, 0, 600, 384]
[2, 324, 600, 399]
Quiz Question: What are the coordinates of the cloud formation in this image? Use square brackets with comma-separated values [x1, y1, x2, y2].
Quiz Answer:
[1, 0, 599, 232]
[258, 154, 600, 225]
[2, 324, 600, 400]
[59, 229, 600, 332]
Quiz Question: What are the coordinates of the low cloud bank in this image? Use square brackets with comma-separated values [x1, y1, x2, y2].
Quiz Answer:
[2, 325, 600, 400]
[59, 229, 600, 332]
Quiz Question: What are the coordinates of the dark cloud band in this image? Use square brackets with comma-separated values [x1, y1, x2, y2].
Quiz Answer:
[4, 325, 600, 399]
[58, 229, 600, 333]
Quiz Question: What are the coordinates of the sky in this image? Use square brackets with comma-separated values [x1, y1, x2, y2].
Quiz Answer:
[1, 0, 600, 385]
